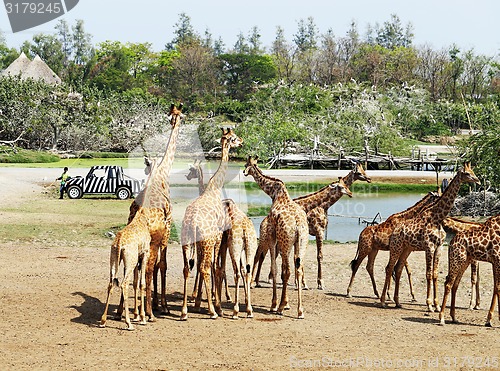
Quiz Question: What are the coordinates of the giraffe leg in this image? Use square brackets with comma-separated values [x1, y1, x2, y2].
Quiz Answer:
[269, 241, 279, 313]
[449, 260, 469, 324]
[485, 264, 499, 327]
[251, 248, 266, 288]
[132, 265, 140, 322]
[393, 249, 412, 308]
[120, 256, 136, 331]
[158, 240, 169, 314]
[99, 279, 115, 328]
[230, 249, 241, 319]
[219, 241, 232, 303]
[404, 260, 417, 302]
[193, 258, 203, 312]
[366, 249, 381, 299]
[316, 232, 323, 290]
[470, 260, 481, 310]
[180, 244, 191, 321]
[243, 263, 253, 318]
[138, 250, 149, 325]
[423, 249, 435, 312]
[380, 248, 401, 308]
[145, 245, 159, 322]
[432, 246, 442, 312]
[277, 257, 291, 315]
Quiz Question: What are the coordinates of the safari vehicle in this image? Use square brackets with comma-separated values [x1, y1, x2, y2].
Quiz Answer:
[65, 165, 143, 200]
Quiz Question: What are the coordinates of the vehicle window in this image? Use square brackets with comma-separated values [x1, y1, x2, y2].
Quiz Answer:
[92, 169, 107, 178]
[109, 168, 116, 178]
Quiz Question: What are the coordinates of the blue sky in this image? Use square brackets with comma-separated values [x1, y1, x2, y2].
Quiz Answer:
[1, 0, 499, 56]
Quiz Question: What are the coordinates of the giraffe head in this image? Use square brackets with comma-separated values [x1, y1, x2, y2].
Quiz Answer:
[221, 127, 243, 150]
[353, 162, 371, 183]
[167, 103, 184, 128]
[243, 155, 259, 177]
[333, 177, 353, 198]
[458, 162, 480, 185]
[186, 159, 202, 180]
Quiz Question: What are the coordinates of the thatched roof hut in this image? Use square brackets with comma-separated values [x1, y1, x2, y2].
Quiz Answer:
[1, 53, 61, 85]
[1, 52, 31, 76]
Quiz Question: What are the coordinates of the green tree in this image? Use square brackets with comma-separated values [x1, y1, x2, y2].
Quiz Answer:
[0, 30, 18, 69]
[21, 34, 65, 75]
[373, 14, 414, 49]
[219, 53, 277, 100]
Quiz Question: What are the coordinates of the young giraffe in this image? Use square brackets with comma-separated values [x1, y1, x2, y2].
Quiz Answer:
[441, 216, 483, 310]
[380, 163, 480, 311]
[180, 128, 243, 320]
[252, 163, 367, 290]
[127, 103, 184, 320]
[185, 160, 232, 302]
[243, 156, 338, 318]
[220, 198, 258, 318]
[346, 191, 440, 299]
[100, 208, 151, 330]
[439, 215, 500, 327]
[100, 160, 160, 330]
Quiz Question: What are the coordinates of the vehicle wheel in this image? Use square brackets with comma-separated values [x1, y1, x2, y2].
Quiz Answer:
[116, 187, 131, 200]
[67, 185, 83, 199]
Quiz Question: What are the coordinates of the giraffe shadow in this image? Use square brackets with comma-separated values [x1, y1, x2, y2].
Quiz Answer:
[70, 291, 106, 327]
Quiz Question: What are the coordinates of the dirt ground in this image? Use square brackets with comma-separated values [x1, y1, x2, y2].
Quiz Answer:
[0, 168, 498, 370]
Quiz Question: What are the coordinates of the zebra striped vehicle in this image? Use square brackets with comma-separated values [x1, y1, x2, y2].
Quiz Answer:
[65, 165, 143, 200]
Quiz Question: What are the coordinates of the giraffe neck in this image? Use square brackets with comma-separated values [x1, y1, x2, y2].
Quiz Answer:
[251, 166, 289, 202]
[147, 116, 181, 205]
[204, 140, 230, 196]
[341, 169, 356, 188]
[293, 169, 356, 213]
[196, 168, 205, 195]
[427, 171, 463, 222]
[392, 192, 436, 219]
[442, 217, 481, 234]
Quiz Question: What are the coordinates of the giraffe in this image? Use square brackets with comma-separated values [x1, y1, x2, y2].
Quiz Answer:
[180, 128, 243, 320]
[252, 164, 363, 290]
[441, 216, 483, 310]
[100, 207, 151, 330]
[127, 103, 184, 320]
[439, 215, 500, 327]
[186, 159, 205, 194]
[346, 191, 440, 299]
[243, 156, 338, 318]
[100, 159, 160, 330]
[220, 198, 258, 318]
[380, 163, 480, 311]
[185, 160, 232, 302]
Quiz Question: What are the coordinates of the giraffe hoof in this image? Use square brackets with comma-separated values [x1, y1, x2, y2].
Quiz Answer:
[474, 306, 481, 310]
[210, 313, 218, 319]
[380, 302, 388, 308]
[247, 312, 254, 318]
[485, 321, 492, 327]
[346, 293, 352, 298]
[232, 314, 239, 320]
[439, 320, 445, 326]
[99, 322, 106, 328]
[148, 316, 157, 323]
[298, 313, 304, 319]
[125, 325, 135, 331]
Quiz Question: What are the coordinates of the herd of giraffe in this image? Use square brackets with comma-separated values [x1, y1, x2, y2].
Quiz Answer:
[99, 105, 500, 330]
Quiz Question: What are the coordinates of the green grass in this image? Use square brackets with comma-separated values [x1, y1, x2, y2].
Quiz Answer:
[0, 147, 60, 163]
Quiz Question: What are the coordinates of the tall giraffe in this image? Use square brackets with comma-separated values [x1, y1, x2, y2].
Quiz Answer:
[128, 103, 184, 320]
[252, 164, 364, 290]
[441, 217, 483, 310]
[185, 160, 232, 302]
[243, 156, 336, 318]
[439, 215, 500, 327]
[380, 163, 480, 311]
[346, 191, 440, 299]
[180, 128, 243, 320]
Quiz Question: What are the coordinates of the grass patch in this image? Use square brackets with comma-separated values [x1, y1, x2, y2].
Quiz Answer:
[0, 146, 60, 163]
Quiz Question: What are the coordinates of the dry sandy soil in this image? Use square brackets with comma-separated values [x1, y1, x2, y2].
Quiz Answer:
[0, 168, 498, 370]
